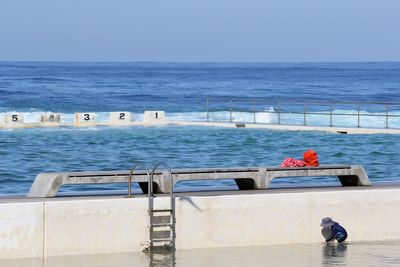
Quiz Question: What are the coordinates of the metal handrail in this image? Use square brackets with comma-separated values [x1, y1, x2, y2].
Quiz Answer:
[150, 162, 175, 250]
[150, 162, 174, 203]
[127, 163, 150, 198]
[204, 97, 400, 106]
[205, 98, 400, 129]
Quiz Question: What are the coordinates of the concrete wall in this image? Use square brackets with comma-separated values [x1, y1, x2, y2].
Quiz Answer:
[0, 202, 43, 259]
[1, 187, 400, 259]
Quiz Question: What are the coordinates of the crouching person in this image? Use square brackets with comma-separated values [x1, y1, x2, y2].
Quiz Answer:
[321, 217, 348, 243]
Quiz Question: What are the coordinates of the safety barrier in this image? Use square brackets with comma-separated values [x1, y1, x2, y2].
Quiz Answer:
[2, 99, 400, 133]
[205, 98, 400, 129]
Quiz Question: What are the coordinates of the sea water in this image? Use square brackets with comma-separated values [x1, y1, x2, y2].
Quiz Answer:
[1, 62, 400, 195]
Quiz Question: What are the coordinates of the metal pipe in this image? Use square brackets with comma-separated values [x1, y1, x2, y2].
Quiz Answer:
[151, 162, 175, 250]
[229, 98, 233, 122]
[151, 162, 174, 204]
[127, 163, 150, 198]
[204, 98, 400, 106]
[206, 98, 209, 122]
[253, 99, 256, 123]
[385, 105, 389, 128]
[277, 102, 281, 125]
[201, 98, 400, 128]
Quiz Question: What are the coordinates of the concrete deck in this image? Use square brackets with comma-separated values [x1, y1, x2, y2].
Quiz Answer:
[168, 121, 400, 134]
[1, 119, 400, 134]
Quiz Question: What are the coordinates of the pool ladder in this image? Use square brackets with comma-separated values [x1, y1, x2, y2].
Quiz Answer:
[128, 162, 176, 253]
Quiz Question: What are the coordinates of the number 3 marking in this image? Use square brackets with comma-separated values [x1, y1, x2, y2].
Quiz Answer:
[84, 114, 90, 121]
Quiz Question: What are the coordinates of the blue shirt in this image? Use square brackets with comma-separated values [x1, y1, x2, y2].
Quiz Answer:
[326, 222, 348, 243]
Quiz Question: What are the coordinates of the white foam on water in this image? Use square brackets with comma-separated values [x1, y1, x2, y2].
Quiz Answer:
[1, 109, 400, 129]
[168, 112, 207, 122]
[95, 112, 111, 123]
[23, 112, 44, 123]
[59, 113, 74, 123]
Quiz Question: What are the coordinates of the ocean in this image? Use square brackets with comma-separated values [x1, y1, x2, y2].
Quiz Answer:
[1, 62, 400, 195]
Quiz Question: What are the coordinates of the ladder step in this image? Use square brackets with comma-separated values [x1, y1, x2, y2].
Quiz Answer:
[150, 209, 173, 213]
[152, 215, 171, 224]
[152, 238, 172, 243]
[151, 223, 172, 228]
[152, 230, 171, 239]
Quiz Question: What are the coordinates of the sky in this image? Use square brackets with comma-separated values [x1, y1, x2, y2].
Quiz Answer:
[0, 0, 399, 62]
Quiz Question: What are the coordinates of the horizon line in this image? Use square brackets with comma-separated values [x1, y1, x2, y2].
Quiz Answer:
[1, 60, 400, 64]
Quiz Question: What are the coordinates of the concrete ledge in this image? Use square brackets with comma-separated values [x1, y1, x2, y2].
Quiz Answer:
[26, 165, 370, 198]
[168, 121, 400, 134]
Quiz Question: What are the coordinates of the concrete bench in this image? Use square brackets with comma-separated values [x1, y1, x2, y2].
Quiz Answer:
[26, 165, 371, 197]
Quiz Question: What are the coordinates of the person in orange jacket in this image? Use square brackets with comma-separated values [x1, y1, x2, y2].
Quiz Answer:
[304, 149, 319, 166]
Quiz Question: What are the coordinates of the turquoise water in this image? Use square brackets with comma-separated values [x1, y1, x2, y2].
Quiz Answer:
[1, 62, 400, 195]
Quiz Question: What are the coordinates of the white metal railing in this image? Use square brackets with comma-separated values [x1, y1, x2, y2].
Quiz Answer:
[205, 98, 400, 129]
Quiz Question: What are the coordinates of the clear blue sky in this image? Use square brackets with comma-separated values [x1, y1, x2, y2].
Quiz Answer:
[0, 0, 399, 62]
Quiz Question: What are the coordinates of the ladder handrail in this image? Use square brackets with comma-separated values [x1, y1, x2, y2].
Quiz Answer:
[127, 163, 150, 198]
[150, 162, 174, 204]
[149, 162, 175, 251]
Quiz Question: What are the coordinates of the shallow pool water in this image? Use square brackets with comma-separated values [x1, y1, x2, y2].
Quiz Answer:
[2, 241, 400, 267]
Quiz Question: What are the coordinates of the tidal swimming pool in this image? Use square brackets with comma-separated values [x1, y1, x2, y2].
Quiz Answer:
[1, 126, 399, 196]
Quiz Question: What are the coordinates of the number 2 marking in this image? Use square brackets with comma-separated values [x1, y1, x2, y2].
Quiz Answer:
[119, 113, 125, 120]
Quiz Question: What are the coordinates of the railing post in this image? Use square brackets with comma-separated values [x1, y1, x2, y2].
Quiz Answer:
[329, 103, 333, 127]
[357, 104, 361, 128]
[253, 99, 256, 123]
[303, 100, 307, 126]
[229, 98, 233, 122]
[385, 105, 389, 129]
[277, 102, 281, 125]
[206, 98, 209, 122]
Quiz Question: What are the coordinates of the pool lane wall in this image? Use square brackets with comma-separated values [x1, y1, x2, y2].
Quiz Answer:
[1, 187, 400, 259]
